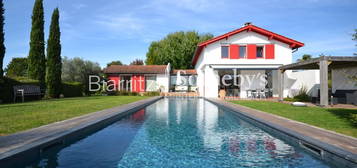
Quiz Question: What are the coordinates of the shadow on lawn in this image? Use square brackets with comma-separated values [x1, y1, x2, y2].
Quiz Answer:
[327, 108, 357, 128]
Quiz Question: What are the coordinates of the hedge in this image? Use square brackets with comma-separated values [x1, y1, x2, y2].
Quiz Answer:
[0, 77, 85, 103]
[142, 91, 160, 96]
[62, 82, 84, 97]
[0, 77, 39, 103]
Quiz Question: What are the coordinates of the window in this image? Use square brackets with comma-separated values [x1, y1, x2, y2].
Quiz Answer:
[121, 76, 131, 91]
[239, 46, 246, 58]
[221, 46, 229, 58]
[256, 46, 264, 58]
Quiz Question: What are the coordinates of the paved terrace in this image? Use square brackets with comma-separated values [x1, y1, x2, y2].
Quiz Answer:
[208, 98, 357, 167]
[0, 96, 162, 167]
[278, 56, 357, 106]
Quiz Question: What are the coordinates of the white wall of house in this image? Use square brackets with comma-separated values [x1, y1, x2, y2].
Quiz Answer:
[195, 31, 295, 98]
[287, 70, 320, 97]
[332, 67, 357, 93]
[203, 65, 220, 97]
[154, 64, 171, 93]
[156, 74, 170, 92]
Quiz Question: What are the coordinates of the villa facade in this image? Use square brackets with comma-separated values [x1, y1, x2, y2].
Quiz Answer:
[104, 23, 319, 98]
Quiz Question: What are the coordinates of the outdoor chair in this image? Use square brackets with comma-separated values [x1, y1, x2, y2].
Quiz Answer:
[258, 89, 266, 99]
[13, 85, 43, 102]
[251, 90, 258, 99]
[246, 90, 254, 99]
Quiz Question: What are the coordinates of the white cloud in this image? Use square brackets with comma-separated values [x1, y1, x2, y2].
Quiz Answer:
[96, 14, 144, 32]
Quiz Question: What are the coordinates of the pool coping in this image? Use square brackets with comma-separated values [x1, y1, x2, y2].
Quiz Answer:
[0, 96, 163, 167]
[206, 98, 357, 168]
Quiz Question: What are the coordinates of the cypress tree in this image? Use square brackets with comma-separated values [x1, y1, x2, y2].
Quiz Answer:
[28, 0, 45, 88]
[46, 8, 61, 98]
[0, 0, 5, 78]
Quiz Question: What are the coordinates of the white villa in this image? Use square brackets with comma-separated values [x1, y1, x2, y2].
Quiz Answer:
[104, 23, 321, 99]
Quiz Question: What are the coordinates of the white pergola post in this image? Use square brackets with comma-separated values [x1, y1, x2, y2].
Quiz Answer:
[278, 69, 285, 101]
[319, 59, 329, 106]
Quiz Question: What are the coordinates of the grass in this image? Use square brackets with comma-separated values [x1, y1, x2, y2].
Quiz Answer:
[0, 96, 149, 135]
[230, 100, 357, 138]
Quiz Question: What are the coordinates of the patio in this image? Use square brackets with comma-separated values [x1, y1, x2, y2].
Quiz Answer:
[278, 56, 357, 107]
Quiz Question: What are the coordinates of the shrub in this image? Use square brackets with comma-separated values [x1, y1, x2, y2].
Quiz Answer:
[0, 77, 85, 103]
[62, 82, 84, 97]
[284, 97, 295, 102]
[0, 77, 40, 103]
[143, 91, 160, 96]
[11, 76, 39, 84]
[293, 86, 311, 102]
[109, 90, 141, 96]
[115, 90, 130, 96]
[128, 92, 139, 96]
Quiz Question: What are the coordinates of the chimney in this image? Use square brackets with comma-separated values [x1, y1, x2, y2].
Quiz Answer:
[244, 22, 252, 26]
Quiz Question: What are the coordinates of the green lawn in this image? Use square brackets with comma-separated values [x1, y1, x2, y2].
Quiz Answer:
[230, 100, 357, 137]
[0, 96, 149, 135]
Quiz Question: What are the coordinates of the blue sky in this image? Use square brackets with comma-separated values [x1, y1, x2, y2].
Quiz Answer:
[3, 0, 357, 68]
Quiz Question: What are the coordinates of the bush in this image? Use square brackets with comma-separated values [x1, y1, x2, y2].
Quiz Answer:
[10, 76, 39, 83]
[62, 82, 84, 97]
[284, 97, 295, 102]
[0, 77, 40, 103]
[292, 86, 311, 102]
[108, 90, 141, 96]
[0, 77, 85, 103]
[143, 91, 160, 96]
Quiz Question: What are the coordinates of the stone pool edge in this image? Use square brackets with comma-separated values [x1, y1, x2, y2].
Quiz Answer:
[0, 96, 163, 167]
[206, 98, 357, 168]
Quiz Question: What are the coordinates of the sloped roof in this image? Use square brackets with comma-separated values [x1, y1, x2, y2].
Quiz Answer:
[192, 24, 304, 66]
[104, 65, 168, 74]
[172, 69, 197, 75]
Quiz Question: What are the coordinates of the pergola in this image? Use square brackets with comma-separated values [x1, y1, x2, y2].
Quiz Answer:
[278, 56, 357, 106]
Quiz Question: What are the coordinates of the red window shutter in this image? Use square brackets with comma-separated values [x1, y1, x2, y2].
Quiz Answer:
[247, 44, 257, 59]
[265, 44, 275, 59]
[108, 76, 120, 90]
[229, 44, 239, 59]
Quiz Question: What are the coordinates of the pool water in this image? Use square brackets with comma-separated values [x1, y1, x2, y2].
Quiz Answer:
[28, 98, 330, 168]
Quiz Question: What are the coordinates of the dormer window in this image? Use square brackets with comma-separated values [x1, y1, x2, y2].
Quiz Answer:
[256, 46, 264, 58]
[221, 46, 229, 58]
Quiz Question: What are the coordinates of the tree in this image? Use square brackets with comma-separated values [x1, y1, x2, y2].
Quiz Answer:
[0, 0, 5, 78]
[107, 60, 123, 67]
[4, 58, 28, 77]
[146, 31, 213, 69]
[62, 57, 101, 95]
[130, 59, 144, 65]
[46, 8, 62, 98]
[297, 54, 312, 62]
[353, 29, 357, 56]
[28, 0, 46, 88]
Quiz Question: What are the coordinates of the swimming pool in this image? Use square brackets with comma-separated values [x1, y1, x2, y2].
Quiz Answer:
[27, 98, 330, 168]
